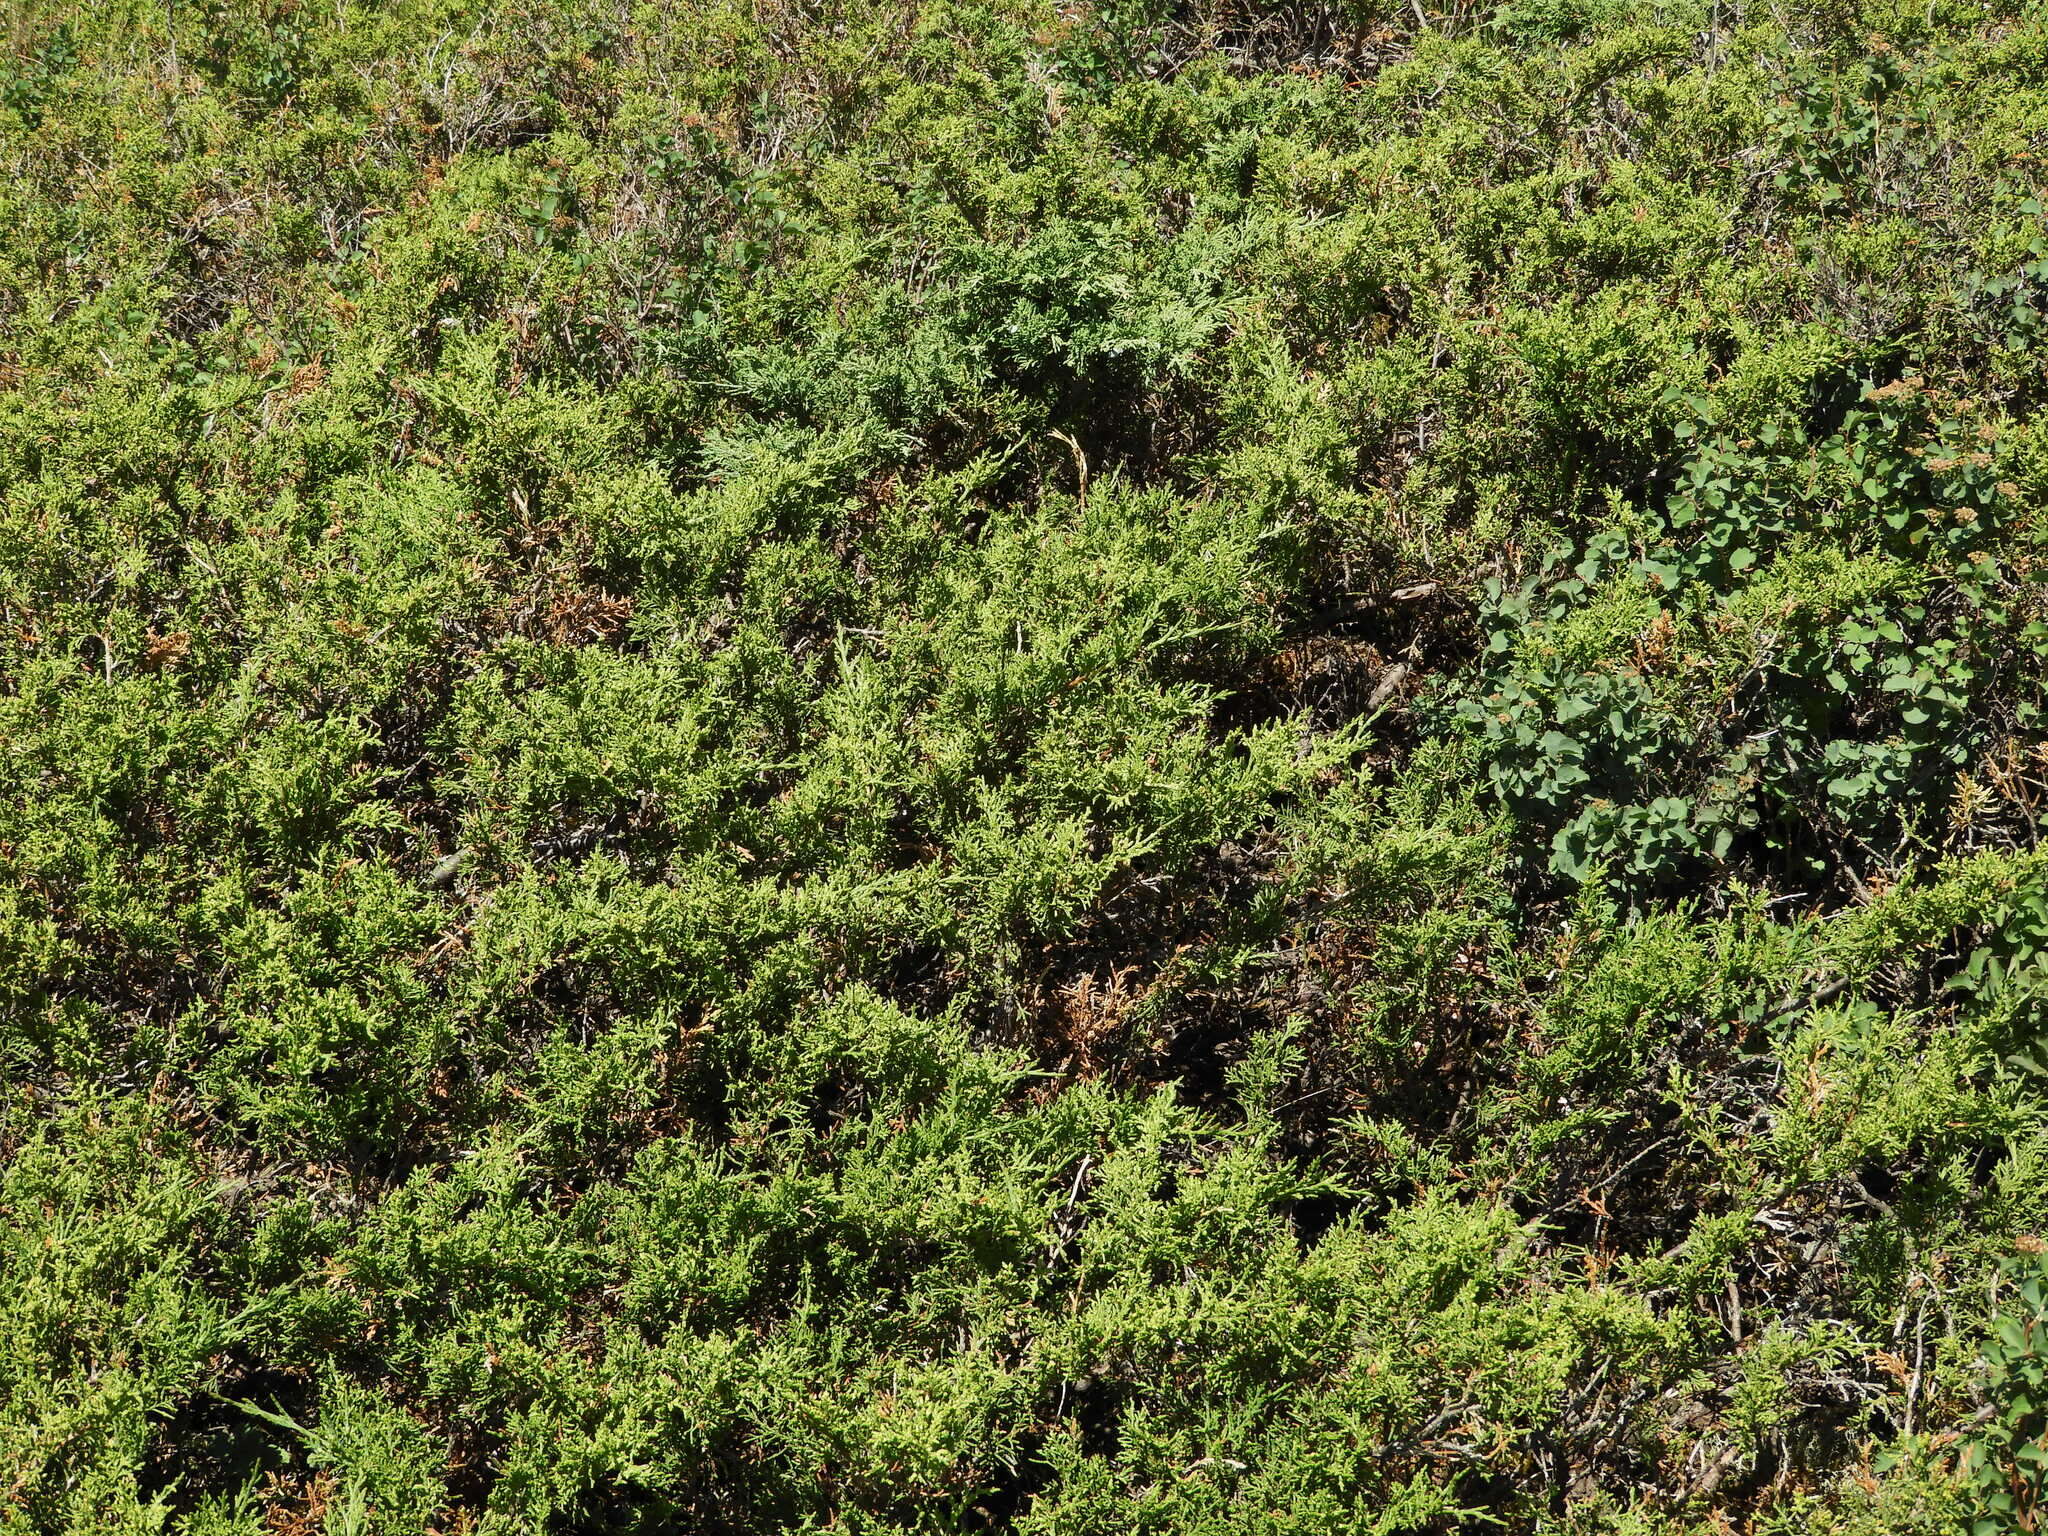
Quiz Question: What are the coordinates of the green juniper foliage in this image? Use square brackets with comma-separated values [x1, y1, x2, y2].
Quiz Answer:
[3, 0, 2048, 1531]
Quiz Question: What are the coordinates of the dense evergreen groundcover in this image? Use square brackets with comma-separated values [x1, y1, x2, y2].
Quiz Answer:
[9, 0, 2048, 1529]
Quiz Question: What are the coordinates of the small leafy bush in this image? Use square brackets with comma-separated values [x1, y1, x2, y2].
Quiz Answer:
[1966, 1256, 2048, 1535]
